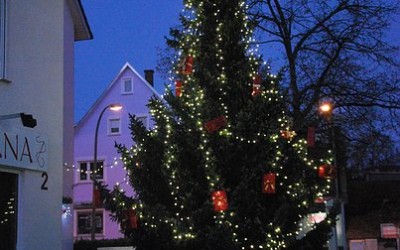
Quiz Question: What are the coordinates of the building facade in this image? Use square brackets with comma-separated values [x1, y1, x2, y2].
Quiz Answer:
[0, 0, 91, 250]
[73, 63, 159, 240]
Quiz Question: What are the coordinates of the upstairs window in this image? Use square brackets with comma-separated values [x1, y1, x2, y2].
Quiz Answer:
[121, 78, 133, 94]
[108, 117, 121, 135]
[0, 0, 8, 80]
[79, 161, 104, 181]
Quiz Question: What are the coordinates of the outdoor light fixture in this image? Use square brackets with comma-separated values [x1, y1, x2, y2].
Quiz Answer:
[0, 113, 37, 128]
[319, 101, 333, 114]
[91, 103, 122, 240]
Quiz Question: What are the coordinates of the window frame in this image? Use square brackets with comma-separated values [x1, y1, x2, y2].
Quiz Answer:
[74, 209, 104, 237]
[77, 160, 104, 182]
[107, 117, 121, 135]
[121, 77, 133, 94]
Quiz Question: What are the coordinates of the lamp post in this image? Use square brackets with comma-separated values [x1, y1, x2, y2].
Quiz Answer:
[319, 100, 347, 250]
[90, 104, 122, 241]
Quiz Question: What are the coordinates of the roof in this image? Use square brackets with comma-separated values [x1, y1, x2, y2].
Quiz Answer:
[75, 62, 162, 128]
[67, 0, 93, 41]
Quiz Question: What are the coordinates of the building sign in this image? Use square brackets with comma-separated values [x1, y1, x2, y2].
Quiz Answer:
[380, 223, 398, 239]
[0, 127, 48, 171]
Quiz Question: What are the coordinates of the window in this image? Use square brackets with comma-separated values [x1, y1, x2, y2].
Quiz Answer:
[137, 115, 148, 129]
[0, 0, 8, 80]
[108, 118, 121, 135]
[76, 210, 103, 235]
[121, 78, 133, 94]
[0, 172, 18, 250]
[79, 161, 104, 181]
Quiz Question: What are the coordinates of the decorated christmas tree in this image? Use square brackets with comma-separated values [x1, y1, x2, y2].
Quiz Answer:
[101, 0, 338, 249]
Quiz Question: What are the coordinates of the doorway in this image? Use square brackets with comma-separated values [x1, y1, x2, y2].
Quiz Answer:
[0, 171, 18, 250]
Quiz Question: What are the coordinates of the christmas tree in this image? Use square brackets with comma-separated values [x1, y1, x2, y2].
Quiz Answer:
[101, 0, 337, 249]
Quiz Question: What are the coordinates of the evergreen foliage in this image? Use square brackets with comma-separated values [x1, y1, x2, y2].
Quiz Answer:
[100, 0, 337, 249]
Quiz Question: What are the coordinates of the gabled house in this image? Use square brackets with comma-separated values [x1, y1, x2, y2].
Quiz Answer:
[73, 62, 160, 240]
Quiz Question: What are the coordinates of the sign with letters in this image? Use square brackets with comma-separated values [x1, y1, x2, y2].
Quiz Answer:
[0, 126, 48, 171]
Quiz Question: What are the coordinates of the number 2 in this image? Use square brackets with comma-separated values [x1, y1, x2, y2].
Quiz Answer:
[41, 172, 48, 190]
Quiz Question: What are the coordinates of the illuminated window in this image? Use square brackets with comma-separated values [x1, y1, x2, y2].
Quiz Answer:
[76, 210, 103, 235]
[79, 161, 104, 181]
[108, 117, 121, 135]
[121, 78, 133, 94]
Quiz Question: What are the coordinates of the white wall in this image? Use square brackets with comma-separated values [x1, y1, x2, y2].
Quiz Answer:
[0, 0, 75, 249]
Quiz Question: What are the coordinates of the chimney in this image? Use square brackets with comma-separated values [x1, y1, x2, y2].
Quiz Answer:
[144, 69, 154, 86]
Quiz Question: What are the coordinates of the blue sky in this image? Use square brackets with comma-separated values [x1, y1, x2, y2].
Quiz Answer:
[74, 0, 183, 121]
[74, 1, 399, 122]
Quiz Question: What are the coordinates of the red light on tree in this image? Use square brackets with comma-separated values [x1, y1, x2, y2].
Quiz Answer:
[262, 172, 276, 194]
[175, 80, 183, 97]
[181, 55, 194, 75]
[121, 209, 138, 230]
[252, 74, 262, 96]
[204, 116, 227, 133]
[211, 190, 228, 212]
[318, 164, 336, 179]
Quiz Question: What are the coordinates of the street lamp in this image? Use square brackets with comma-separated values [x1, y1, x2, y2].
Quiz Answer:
[318, 100, 347, 250]
[90, 103, 122, 240]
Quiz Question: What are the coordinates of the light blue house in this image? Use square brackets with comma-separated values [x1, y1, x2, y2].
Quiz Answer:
[72, 62, 160, 240]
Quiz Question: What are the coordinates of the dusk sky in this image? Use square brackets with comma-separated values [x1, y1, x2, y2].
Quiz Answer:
[74, 0, 183, 121]
[74, 1, 399, 122]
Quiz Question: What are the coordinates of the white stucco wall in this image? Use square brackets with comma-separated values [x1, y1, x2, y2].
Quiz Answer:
[0, 0, 78, 249]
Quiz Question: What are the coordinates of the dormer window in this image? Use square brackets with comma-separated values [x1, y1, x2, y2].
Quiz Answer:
[121, 78, 133, 94]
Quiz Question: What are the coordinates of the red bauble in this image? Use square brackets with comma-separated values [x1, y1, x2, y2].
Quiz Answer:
[211, 190, 228, 212]
[181, 55, 194, 75]
[204, 116, 227, 133]
[175, 80, 183, 97]
[262, 173, 276, 194]
[318, 164, 336, 179]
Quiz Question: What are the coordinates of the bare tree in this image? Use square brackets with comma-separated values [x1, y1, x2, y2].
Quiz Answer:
[247, 0, 400, 167]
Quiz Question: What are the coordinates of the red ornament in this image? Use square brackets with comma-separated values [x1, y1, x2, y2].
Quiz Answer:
[318, 164, 336, 179]
[175, 80, 183, 97]
[181, 55, 194, 75]
[252, 74, 262, 96]
[211, 190, 228, 212]
[93, 187, 102, 206]
[307, 127, 316, 147]
[121, 209, 138, 230]
[204, 116, 227, 133]
[262, 173, 276, 194]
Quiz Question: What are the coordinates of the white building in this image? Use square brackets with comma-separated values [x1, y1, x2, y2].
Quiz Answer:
[0, 1, 91, 250]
